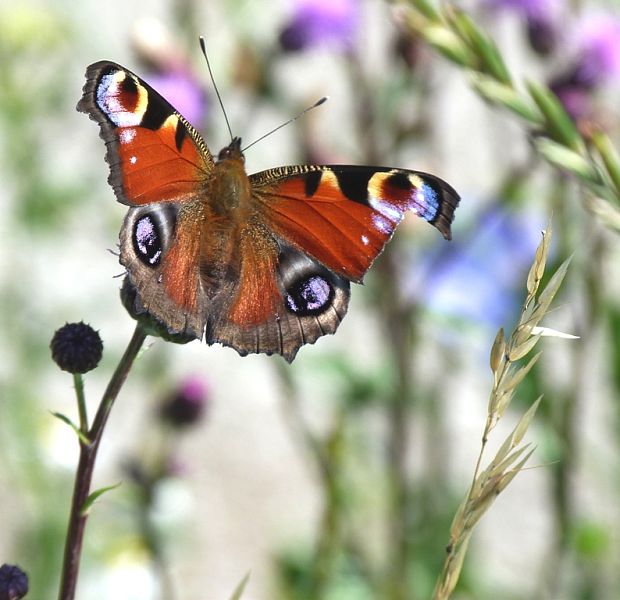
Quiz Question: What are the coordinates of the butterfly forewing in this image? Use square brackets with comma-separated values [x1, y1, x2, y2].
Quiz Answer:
[250, 165, 459, 281]
[78, 62, 217, 339]
[77, 61, 214, 206]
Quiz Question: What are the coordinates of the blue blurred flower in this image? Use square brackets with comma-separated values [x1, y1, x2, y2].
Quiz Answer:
[279, 0, 359, 52]
[404, 206, 542, 330]
[550, 14, 620, 120]
[146, 70, 208, 130]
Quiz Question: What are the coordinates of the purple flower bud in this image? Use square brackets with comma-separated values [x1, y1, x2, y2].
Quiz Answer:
[159, 376, 208, 428]
[0, 564, 28, 600]
[572, 15, 620, 87]
[488, 0, 561, 55]
[488, 0, 558, 21]
[279, 0, 358, 53]
[550, 14, 620, 120]
[526, 14, 557, 55]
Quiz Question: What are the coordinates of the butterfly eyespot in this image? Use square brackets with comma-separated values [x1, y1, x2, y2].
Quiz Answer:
[133, 214, 163, 266]
[128, 204, 177, 268]
[285, 275, 334, 316]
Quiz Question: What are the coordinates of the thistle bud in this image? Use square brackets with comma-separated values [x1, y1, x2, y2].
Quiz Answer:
[50, 322, 103, 374]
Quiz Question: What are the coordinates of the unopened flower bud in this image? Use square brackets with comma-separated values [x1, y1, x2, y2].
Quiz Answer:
[160, 376, 208, 428]
[0, 564, 28, 600]
[50, 322, 103, 374]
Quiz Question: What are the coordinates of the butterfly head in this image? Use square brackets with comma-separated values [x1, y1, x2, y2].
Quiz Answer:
[217, 137, 244, 163]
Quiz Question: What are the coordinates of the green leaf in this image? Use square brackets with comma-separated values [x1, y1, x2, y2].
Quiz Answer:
[535, 138, 601, 185]
[572, 521, 611, 558]
[409, 0, 440, 21]
[527, 82, 581, 150]
[585, 195, 620, 232]
[51, 411, 90, 445]
[448, 8, 511, 84]
[80, 482, 121, 516]
[228, 572, 251, 600]
[422, 25, 473, 67]
[592, 131, 620, 200]
[471, 75, 541, 123]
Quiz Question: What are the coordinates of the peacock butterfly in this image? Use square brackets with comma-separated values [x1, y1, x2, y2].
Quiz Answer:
[77, 61, 460, 361]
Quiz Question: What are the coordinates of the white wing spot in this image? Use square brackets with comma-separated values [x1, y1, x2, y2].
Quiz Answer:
[369, 196, 402, 222]
[372, 214, 393, 235]
[119, 128, 136, 144]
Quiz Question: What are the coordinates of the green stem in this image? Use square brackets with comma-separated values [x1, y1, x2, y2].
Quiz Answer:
[379, 253, 416, 600]
[137, 476, 176, 600]
[308, 410, 346, 600]
[73, 373, 88, 432]
[57, 323, 147, 600]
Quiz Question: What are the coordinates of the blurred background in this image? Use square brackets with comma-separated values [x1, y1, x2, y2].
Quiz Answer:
[1, 0, 620, 598]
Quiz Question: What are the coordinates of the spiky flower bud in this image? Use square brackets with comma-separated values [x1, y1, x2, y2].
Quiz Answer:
[0, 564, 28, 600]
[50, 322, 103, 374]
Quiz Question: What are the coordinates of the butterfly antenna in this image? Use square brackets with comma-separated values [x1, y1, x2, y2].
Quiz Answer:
[241, 96, 328, 153]
[199, 36, 234, 143]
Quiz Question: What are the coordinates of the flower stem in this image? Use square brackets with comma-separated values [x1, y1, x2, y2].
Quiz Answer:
[57, 323, 147, 600]
[73, 373, 88, 432]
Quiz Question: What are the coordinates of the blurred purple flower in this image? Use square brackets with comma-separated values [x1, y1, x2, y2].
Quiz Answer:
[489, 0, 558, 20]
[550, 13, 620, 120]
[571, 15, 620, 86]
[159, 375, 209, 428]
[279, 0, 359, 52]
[404, 206, 542, 329]
[488, 0, 561, 55]
[146, 70, 208, 129]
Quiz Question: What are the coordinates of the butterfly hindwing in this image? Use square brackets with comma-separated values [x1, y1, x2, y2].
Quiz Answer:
[204, 240, 350, 362]
[250, 165, 460, 281]
[77, 61, 213, 207]
[118, 201, 208, 339]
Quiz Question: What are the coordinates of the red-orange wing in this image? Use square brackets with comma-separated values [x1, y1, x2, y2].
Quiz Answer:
[77, 61, 212, 206]
[250, 165, 460, 282]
